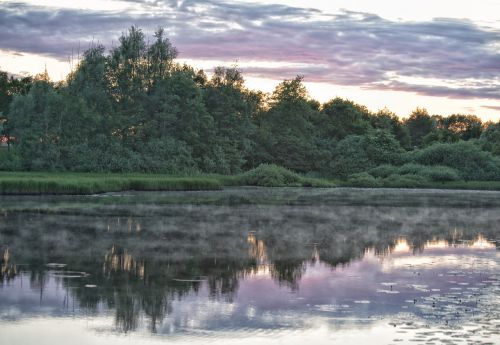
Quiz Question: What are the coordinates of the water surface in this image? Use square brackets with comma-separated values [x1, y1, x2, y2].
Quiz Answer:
[1, 188, 500, 344]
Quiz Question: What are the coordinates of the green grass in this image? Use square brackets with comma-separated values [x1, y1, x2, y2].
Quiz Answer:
[339, 178, 500, 190]
[0, 172, 223, 195]
[1, 168, 499, 195]
[0, 165, 336, 195]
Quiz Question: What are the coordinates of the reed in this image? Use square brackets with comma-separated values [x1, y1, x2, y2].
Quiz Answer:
[0, 172, 222, 195]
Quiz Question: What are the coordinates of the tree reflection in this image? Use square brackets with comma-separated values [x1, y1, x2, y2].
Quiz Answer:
[1, 200, 499, 332]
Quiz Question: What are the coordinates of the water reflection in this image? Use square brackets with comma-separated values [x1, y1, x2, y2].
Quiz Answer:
[103, 246, 145, 280]
[1, 247, 17, 282]
[0, 188, 499, 344]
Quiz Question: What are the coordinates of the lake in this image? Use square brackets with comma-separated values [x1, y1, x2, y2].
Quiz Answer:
[1, 188, 500, 345]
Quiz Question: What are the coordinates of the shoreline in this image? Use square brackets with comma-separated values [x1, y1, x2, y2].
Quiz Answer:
[1, 172, 499, 195]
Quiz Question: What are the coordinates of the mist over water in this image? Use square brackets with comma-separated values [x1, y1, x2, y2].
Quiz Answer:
[1, 188, 500, 345]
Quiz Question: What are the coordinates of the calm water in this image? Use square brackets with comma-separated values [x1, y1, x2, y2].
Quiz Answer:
[1, 188, 500, 345]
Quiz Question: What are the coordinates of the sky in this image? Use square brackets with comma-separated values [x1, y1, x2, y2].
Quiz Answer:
[0, 0, 499, 120]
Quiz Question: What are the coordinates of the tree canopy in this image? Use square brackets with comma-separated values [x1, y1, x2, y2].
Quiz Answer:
[1, 27, 499, 181]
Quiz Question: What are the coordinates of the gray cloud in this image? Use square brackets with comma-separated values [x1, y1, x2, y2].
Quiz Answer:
[482, 105, 500, 111]
[0, 0, 499, 100]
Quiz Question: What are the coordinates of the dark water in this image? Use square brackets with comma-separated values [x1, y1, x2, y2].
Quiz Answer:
[1, 188, 500, 345]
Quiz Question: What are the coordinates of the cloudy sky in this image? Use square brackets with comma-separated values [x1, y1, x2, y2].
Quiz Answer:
[1, 0, 499, 120]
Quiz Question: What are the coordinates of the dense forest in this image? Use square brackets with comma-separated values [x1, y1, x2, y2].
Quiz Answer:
[1, 27, 499, 184]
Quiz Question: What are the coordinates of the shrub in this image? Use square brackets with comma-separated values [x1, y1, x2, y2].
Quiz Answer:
[397, 163, 426, 175]
[0, 149, 22, 171]
[239, 164, 302, 187]
[381, 174, 427, 188]
[368, 164, 399, 178]
[420, 166, 461, 182]
[410, 141, 500, 180]
[330, 130, 404, 178]
[347, 172, 382, 188]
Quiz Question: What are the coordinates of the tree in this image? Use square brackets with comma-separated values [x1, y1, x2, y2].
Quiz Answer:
[439, 114, 483, 140]
[8, 72, 64, 170]
[319, 98, 371, 140]
[2, 26, 498, 180]
[370, 108, 411, 149]
[480, 121, 500, 156]
[405, 108, 435, 148]
[0, 71, 33, 147]
[329, 129, 404, 178]
[107, 26, 149, 145]
[0, 71, 10, 116]
[411, 141, 500, 180]
[147, 27, 178, 85]
[67, 44, 112, 121]
[258, 76, 323, 172]
[202, 66, 259, 173]
[0, 71, 10, 146]
[141, 65, 213, 172]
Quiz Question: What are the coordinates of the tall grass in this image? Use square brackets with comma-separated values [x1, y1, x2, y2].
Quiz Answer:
[0, 172, 222, 194]
[236, 164, 335, 187]
[1, 166, 498, 195]
[0, 165, 336, 195]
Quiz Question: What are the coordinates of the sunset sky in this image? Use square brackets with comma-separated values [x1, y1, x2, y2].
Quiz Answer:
[1, 0, 499, 120]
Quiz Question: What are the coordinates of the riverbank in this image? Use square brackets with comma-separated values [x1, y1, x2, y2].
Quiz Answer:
[0, 174, 334, 195]
[1, 171, 500, 195]
[337, 179, 500, 191]
[0, 172, 224, 195]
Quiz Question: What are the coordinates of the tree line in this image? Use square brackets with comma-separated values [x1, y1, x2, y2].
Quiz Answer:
[1, 27, 499, 181]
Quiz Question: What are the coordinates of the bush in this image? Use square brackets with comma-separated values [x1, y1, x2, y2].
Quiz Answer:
[362, 163, 461, 186]
[330, 130, 404, 178]
[239, 164, 302, 187]
[420, 166, 461, 182]
[381, 174, 427, 188]
[0, 149, 22, 171]
[410, 141, 500, 180]
[397, 163, 426, 175]
[347, 172, 382, 188]
[368, 164, 399, 178]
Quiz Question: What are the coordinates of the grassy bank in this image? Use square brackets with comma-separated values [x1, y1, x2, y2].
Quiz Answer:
[0, 165, 334, 195]
[0, 172, 223, 195]
[339, 179, 500, 191]
[1, 165, 499, 195]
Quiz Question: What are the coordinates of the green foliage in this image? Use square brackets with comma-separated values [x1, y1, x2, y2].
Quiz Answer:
[257, 77, 323, 172]
[0, 26, 499, 189]
[480, 122, 500, 156]
[236, 164, 335, 187]
[410, 141, 500, 180]
[397, 163, 427, 175]
[0, 172, 222, 194]
[239, 164, 302, 187]
[0, 149, 22, 171]
[381, 174, 427, 188]
[202, 66, 258, 173]
[421, 166, 461, 182]
[347, 172, 382, 188]
[421, 114, 483, 147]
[330, 130, 403, 178]
[422, 128, 460, 146]
[371, 109, 411, 149]
[320, 98, 371, 140]
[367, 163, 460, 183]
[368, 164, 399, 178]
[329, 135, 372, 178]
[300, 177, 336, 188]
[0, 71, 10, 117]
[405, 108, 435, 148]
[440, 114, 483, 141]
